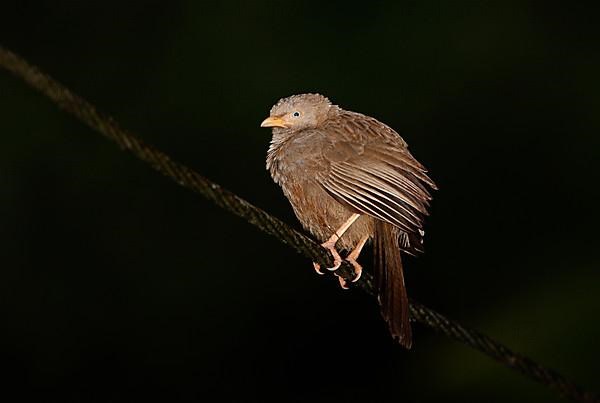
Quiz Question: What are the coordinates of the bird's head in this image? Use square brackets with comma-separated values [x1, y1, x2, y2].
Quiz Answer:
[261, 93, 333, 132]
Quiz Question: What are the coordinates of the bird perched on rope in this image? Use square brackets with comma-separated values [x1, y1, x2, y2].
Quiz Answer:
[261, 93, 436, 348]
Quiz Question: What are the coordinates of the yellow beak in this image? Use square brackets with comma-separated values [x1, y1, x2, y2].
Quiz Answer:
[260, 116, 287, 128]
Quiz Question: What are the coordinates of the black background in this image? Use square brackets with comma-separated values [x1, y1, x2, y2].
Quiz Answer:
[1, 1, 598, 402]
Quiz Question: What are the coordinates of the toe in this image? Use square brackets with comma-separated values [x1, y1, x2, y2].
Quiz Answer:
[312, 262, 325, 275]
[326, 262, 341, 271]
[351, 265, 362, 282]
[346, 258, 363, 282]
[335, 274, 350, 290]
[326, 255, 343, 271]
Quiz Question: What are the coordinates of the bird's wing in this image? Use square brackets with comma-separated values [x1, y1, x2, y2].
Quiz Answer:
[317, 113, 436, 246]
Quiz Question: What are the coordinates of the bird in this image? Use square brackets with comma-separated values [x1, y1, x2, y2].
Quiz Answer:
[260, 93, 436, 348]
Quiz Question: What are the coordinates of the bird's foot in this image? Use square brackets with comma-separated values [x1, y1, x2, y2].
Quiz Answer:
[345, 256, 363, 283]
[312, 262, 325, 275]
[320, 239, 343, 271]
[332, 258, 362, 290]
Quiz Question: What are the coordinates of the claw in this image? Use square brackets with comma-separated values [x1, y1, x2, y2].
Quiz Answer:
[335, 273, 350, 290]
[312, 262, 325, 275]
[321, 240, 343, 271]
[346, 257, 363, 282]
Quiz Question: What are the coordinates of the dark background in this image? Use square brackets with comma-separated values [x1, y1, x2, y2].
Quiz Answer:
[1, 1, 598, 402]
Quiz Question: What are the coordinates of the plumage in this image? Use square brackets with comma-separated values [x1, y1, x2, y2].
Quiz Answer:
[262, 93, 436, 348]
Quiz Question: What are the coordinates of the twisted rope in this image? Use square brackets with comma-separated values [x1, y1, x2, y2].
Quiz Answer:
[1, 46, 596, 403]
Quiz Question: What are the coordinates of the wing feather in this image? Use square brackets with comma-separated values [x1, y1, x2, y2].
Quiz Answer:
[339, 162, 430, 213]
[351, 163, 432, 211]
[319, 149, 435, 237]
[324, 174, 411, 231]
[330, 165, 422, 225]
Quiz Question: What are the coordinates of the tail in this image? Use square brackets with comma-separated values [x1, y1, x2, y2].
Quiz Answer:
[374, 221, 412, 348]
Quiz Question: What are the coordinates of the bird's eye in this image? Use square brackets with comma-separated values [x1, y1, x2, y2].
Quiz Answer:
[292, 111, 301, 117]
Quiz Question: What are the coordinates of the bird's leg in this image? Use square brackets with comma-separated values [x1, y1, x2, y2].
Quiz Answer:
[313, 213, 361, 273]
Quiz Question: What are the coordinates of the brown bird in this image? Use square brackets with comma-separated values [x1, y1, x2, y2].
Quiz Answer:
[261, 93, 436, 348]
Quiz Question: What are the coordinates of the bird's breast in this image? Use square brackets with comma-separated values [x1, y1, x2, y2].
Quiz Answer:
[267, 131, 328, 185]
[266, 130, 373, 248]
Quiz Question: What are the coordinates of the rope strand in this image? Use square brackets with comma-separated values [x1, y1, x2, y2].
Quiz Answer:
[1, 46, 596, 403]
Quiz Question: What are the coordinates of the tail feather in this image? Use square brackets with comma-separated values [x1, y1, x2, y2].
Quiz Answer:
[374, 221, 412, 348]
